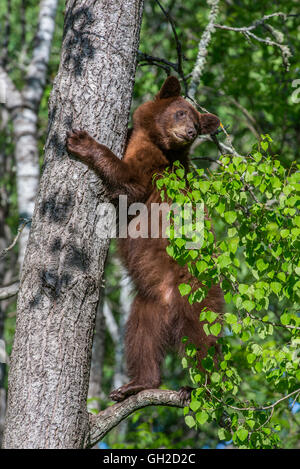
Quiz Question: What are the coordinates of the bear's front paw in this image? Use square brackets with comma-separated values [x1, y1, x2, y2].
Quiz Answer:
[66, 129, 97, 164]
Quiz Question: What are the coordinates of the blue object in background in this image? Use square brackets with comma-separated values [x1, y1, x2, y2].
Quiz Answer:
[98, 441, 110, 449]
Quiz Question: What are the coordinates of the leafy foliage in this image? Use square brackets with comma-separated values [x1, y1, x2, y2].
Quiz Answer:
[156, 134, 300, 448]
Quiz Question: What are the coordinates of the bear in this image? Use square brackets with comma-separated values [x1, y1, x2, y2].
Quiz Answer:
[66, 76, 224, 402]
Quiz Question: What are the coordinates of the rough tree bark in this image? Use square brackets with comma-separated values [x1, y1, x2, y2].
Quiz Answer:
[3, 0, 144, 449]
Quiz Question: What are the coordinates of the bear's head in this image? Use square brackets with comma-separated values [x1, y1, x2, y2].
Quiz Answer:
[133, 76, 220, 151]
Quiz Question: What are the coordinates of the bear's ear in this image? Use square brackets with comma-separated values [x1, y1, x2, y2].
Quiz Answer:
[199, 112, 220, 135]
[156, 76, 181, 100]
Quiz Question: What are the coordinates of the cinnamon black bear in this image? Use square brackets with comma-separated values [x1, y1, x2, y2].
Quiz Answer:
[67, 76, 224, 402]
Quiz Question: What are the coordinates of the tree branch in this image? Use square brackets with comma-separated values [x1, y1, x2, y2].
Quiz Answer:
[87, 389, 186, 448]
[137, 51, 175, 76]
[0, 66, 22, 112]
[214, 12, 291, 70]
[0, 219, 31, 261]
[0, 282, 19, 301]
[154, 0, 188, 94]
[214, 12, 287, 33]
[188, 0, 220, 99]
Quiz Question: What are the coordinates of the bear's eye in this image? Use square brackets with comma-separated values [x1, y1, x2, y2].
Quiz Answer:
[176, 110, 186, 118]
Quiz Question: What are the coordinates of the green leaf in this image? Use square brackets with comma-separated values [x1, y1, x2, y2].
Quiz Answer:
[232, 323, 242, 334]
[280, 313, 290, 325]
[185, 415, 196, 428]
[225, 313, 237, 324]
[270, 282, 282, 295]
[237, 428, 249, 442]
[178, 283, 192, 296]
[206, 310, 218, 324]
[175, 238, 185, 248]
[224, 211, 237, 224]
[238, 284, 248, 295]
[217, 253, 232, 268]
[280, 229, 289, 239]
[210, 322, 221, 336]
[182, 357, 188, 369]
[196, 410, 209, 425]
[211, 372, 221, 383]
[196, 260, 208, 274]
[246, 419, 256, 430]
[243, 300, 255, 312]
[256, 259, 269, 272]
[190, 400, 201, 412]
[247, 353, 256, 364]
[218, 428, 226, 440]
[176, 168, 185, 178]
[199, 181, 210, 194]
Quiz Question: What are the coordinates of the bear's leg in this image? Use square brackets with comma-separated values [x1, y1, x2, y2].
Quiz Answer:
[109, 294, 168, 402]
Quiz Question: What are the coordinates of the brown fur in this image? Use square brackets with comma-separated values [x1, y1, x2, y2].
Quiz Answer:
[67, 77, 224, 402]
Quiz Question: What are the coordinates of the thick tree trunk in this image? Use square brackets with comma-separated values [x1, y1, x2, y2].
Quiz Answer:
[3, 0, 144, 449]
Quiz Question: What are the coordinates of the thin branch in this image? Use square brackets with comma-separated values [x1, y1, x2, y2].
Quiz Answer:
[155, 0, 188, 94]
[137, 52, 175, 75]
[214, 12, 291, 70]
[201, 85, 262, 139]
[0, 282, 19, 301]
[87, 389, 186, 448]
[204, 383, 300, 413]
[247, 312, 300, 331]
[0, 66, 23, 112]
[291, 392, 300, 411]
[0, 219, 31, 260]
[191, 155, 224, 166]
[214, 13, 287, 33]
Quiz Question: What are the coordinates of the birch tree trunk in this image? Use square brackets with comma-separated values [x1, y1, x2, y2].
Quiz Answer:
[0, 0, 59, 269]
[3, 0, 144, 449]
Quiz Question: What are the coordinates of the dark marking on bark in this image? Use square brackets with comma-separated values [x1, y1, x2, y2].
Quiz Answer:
[41, 269, 72, 300]
[63, 7, 95, 76]
[48, 131, 66, 157]
[40, 192, 73, 223]
[67, 245, 90, 272]
[50, 237, 62, 253]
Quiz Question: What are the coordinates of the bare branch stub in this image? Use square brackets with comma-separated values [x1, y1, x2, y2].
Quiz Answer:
[0, 219, 31, 261]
